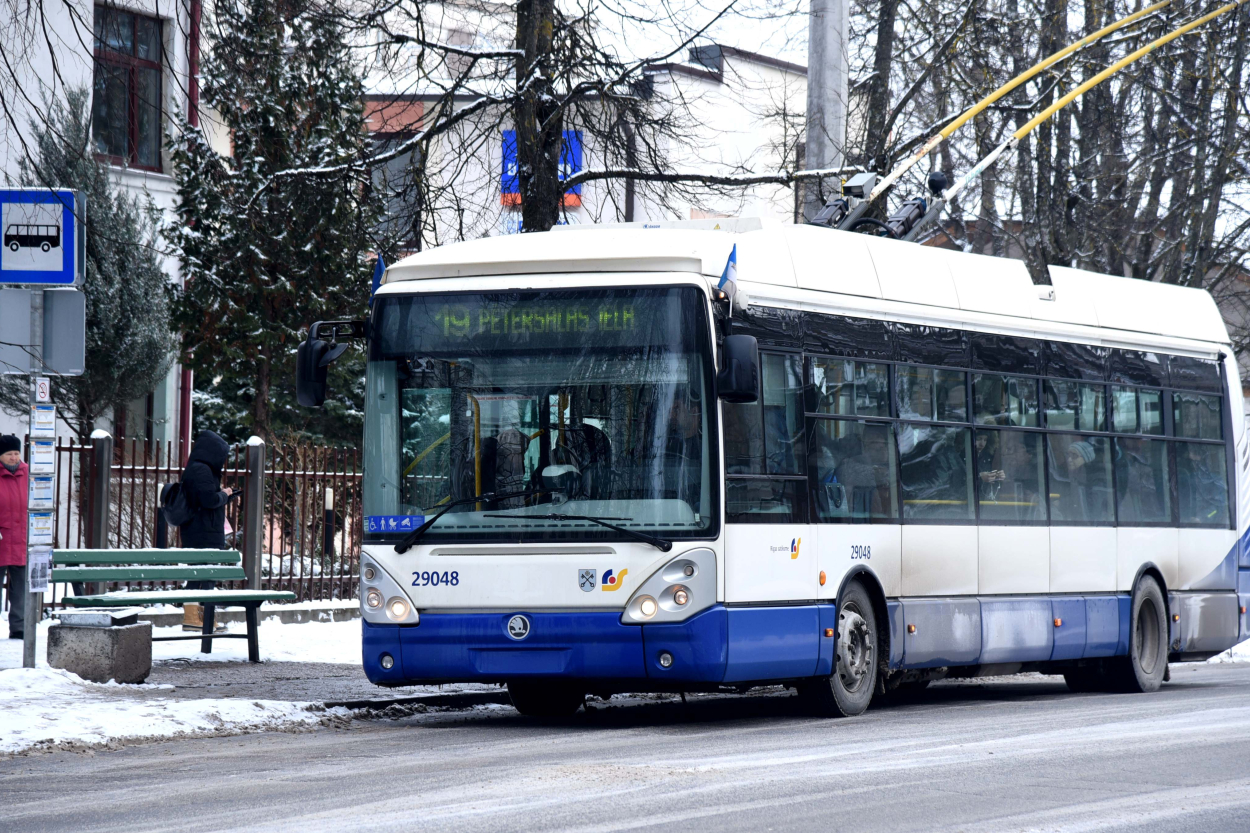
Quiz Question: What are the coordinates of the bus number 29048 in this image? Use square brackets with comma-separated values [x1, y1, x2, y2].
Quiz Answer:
[850, 545, 871, 560]
[412, 571, 459, 587]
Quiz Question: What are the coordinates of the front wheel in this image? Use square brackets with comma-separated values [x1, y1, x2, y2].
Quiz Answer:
[40, 242, 50, 252]
[1104, 575, 1168, 693]
[7, 242, 17, 252]
[798, 580, 879, 717]
[507, 681, 585, 717]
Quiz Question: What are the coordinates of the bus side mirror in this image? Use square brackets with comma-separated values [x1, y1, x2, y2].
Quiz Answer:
[717, 334, 759, 403]
[296, 320, 366, 407]
[296, 337, 331, 407]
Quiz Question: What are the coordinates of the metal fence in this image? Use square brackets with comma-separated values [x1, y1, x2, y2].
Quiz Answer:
[13, 433, 362, 608]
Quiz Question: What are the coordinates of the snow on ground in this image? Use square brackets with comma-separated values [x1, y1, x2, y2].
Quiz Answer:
[0, 615, 362, 669]
[0, 666, 348, 755]
[148, 617, 362, 664]
[1208, 638, 1250, 663]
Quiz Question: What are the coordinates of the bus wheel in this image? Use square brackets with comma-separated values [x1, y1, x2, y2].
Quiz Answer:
[1105, 575, 1168, 693]
[7, 242, 17, 252]
[40, 242, 50, 252]
[507, 681, 585, 717]
[799, 580, 878, 717]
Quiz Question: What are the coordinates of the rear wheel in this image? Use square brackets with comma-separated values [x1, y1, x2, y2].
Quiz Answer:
[1104, 575, 1168, 693]
[507, 681, 585, 717]
[798, 580, 878, 717]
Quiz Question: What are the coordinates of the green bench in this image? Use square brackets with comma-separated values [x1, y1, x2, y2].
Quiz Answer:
[53, 549, 296, 662]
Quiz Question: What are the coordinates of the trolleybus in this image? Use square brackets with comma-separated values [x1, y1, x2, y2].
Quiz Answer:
[297, 224, 1249, 717]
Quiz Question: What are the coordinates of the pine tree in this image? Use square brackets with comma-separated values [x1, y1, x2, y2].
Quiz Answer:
[0, 89, 174, 441]
[168, 0, 380, 445]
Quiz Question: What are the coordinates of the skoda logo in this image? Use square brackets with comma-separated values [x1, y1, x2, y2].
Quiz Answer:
[507, 614, 531, 640]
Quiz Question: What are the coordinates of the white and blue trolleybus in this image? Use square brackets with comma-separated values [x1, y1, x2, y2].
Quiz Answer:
[296, 224, 1249, 717]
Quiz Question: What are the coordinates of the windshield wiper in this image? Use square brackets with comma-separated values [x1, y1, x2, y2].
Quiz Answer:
[482, 513, 672, 552]
[394, 489, 545, 553]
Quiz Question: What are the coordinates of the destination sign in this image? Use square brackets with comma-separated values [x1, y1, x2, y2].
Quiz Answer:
[373, 288, 706, 356]
[433, 302, 637, 339]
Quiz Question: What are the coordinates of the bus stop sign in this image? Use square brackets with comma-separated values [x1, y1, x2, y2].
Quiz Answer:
[1, 189, 83, 286]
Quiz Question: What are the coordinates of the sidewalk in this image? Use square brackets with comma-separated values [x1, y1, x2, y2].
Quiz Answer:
[0, 610, 506, 755]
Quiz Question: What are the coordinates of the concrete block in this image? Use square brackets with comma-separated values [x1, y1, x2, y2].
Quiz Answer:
[47, 622, 152, 684]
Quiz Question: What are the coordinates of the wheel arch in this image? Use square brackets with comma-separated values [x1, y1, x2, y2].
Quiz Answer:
[1130, 560, 1172, 647]
[836, 566, 890, 666]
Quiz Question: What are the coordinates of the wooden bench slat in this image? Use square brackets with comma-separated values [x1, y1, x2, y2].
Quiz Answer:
[52, 566, 246, 582]
[53, 549, 243, 566]
[62, 590, 297, 606]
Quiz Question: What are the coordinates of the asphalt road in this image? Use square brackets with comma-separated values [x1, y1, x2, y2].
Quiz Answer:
[4, 662, 1250, 833]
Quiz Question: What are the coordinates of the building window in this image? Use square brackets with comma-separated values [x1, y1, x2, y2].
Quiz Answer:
[93, 6, 163, 170]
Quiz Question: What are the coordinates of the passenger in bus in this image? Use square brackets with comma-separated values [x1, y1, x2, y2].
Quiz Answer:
[1115, 437, 1167, 523]
[1177, 442, 1226, 524]
[975, 429, 1004, 499]
[665, 393, 703, 510]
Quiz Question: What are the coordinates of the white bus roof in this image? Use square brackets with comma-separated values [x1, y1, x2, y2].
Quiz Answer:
[382, 225, 1229, 349]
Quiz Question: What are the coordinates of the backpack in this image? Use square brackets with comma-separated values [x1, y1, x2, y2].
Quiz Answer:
[160, 481, 193, 528]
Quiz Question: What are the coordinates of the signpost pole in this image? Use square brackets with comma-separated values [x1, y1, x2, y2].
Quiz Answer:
[21, 291, 43, 668]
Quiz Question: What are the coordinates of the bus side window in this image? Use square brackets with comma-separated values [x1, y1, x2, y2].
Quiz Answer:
[724, 352, 807, 523]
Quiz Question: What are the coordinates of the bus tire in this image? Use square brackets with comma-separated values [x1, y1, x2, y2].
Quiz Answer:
[1106, 575, 1168, 693]
[799, 579, 878, 717]
[507, 681, 585, 717]
[40, 242, 50, 252]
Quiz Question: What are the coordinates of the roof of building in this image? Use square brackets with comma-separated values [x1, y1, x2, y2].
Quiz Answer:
[382, 224, 1229, 350]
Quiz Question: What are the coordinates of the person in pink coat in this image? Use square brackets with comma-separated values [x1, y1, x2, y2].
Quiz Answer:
[0, 435, 29, 638]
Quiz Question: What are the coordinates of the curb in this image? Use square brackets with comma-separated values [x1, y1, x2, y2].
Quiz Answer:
[325, 691, 510, 711]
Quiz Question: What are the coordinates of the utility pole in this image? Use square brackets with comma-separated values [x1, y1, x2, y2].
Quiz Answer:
[803, 0, 849, 222]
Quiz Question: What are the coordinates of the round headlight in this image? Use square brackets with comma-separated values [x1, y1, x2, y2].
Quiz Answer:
[365, 588, 383, 609]
[639, 596, 658, 618]
[683, 565, 694, 577]
[673, 587, 689, 606]
[386, 597, 411, 621]
[363, 565, 377, 581]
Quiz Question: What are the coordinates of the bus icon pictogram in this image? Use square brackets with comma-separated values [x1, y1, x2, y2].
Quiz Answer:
[4, 223, 61, 253]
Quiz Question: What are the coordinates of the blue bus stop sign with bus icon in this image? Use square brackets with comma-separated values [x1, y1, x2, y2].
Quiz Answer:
[0, 189, 82, 286]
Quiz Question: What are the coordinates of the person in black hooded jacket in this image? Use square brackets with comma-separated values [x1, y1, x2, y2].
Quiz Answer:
[179, 430, 234, 555]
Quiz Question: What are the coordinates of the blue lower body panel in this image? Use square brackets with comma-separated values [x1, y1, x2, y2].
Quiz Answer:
[980, 598, 1053, 664]
[723, 605, 822, 682]
[642, 606, 729, 682]
[1050, 598, 1086, 661]
[392, 611, 644, 681]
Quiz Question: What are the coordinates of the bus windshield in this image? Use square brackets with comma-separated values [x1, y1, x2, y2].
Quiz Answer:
[363, 286, 717, 543]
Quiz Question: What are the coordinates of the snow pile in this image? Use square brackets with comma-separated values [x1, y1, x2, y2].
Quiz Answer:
[1208, 638, 1250, 663]
[1, 616, 362, 669]
[0, 667, 349, 755]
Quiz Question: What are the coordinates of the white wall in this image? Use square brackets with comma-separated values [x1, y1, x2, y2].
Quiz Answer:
[0, 0, 192, 444]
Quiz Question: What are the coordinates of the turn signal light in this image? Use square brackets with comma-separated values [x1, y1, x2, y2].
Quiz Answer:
[1054, 618, 1062, 628]
[1173, 614, 1180, 622]
[819, 571, 826, 586]
[824, 628, 834, 638]
[907, 624, 916, 634]
[1241, 606, 1246, 615]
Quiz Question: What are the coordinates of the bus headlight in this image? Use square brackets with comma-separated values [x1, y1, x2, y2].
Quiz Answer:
[629, 595, 658, 619]
[386, 597, 411, 621]
[359, 554, 419, 625]
[621, 549, 715, 625]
